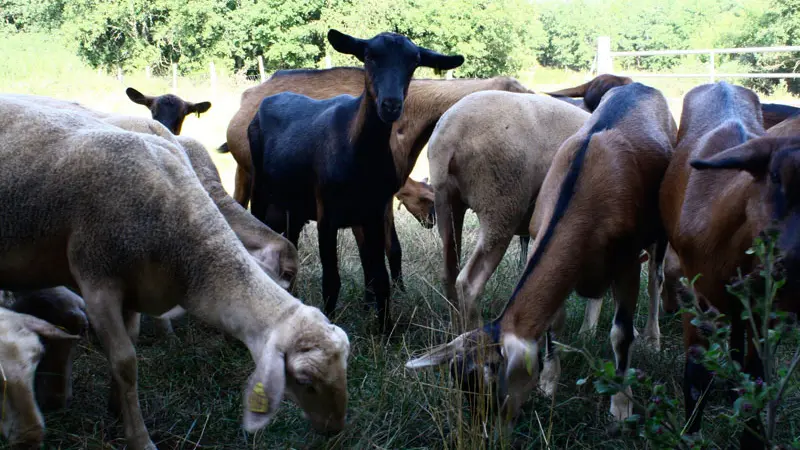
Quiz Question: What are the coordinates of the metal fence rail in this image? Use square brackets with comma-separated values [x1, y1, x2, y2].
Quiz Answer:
[595, 36, 800, 83]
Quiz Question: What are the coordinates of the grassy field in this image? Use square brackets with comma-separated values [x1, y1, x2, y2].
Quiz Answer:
[1, 32, 799, 449]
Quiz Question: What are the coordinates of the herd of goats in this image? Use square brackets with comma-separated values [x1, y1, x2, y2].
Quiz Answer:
[0, 29, 798, 450]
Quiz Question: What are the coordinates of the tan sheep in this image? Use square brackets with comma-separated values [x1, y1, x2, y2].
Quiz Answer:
[0, 306, 79, 449]
[0, 95, 350, 450]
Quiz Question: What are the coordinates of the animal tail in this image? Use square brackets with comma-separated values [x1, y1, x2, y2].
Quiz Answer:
[216, 142, 229, 153]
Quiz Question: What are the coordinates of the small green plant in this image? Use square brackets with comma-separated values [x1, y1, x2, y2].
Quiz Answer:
[567, 228, 800, 449]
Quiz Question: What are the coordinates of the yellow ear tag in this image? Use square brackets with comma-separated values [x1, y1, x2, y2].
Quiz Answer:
[249, 382, 269, 414]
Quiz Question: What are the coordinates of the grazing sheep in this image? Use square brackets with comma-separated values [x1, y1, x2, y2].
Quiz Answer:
[4, 95, 300, 337]
[2, 287, 87, 412]
[125, 87, 211, 135]
[0, 95, 350, 449]
[427, 91, 591, 330]
[0, 306, 80, 449]
[407, 82, 676, 425]
[222, 65, 531, 292]
[247, 30, 464, 331]
[660, 81, 800, 448]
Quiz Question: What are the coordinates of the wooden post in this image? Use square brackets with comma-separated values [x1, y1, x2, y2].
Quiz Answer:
[258, 55, 266, 82]
[145, 66, 151, 79]
[596, 36, 612, 74]
[209, 61, 217, 92]
[97, 67, 102, 77]
[325, 53, 332, 69]
[445, 69, 453, 80]
[172, 63, 178, 92]
[709, 51, 716, 83]
[117, 66, 123, 82]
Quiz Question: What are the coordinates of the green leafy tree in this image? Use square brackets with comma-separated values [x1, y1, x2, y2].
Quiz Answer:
[721, 0, 800, 95]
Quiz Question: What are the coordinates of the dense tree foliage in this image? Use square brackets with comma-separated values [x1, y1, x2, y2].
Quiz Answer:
[2, 0, 798, 89]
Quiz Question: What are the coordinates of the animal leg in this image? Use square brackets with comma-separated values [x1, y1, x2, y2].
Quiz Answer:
[318, 220, 341, 318]
[683, 313, 712, 435]
[83, 289, 155, 450]
[386, 214, 405, 292]
[352, 226, 376, 310]
[233, 164, 251, 208]
[578, 297, 603, 336]
[608, 259, 640, 421]
[539, 305, 566, 398]
[455, 229, 513, 331]
[434, 187, 466, 317]
[518, 235, 531, 269]
[362, 216, 392, 333]
[109, 310, 142, 420]
[642, 242, 665, 351]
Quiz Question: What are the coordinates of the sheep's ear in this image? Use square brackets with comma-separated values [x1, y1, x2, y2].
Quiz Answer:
[125, 87, 153, 108]
[690, 138, 777, 178]
[405, 331, 474, 369]
[418, 48, 464, 71]
[242, 336, 285, 433]
[188, 101, 212, 117]
[328, 29, 367, 62]
[22, 315, 80, 340]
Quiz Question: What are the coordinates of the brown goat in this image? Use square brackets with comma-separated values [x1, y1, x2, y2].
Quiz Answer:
[222, 66, 531, 291]
[408, 82, 676, 425]
[660, 81, 800, 448]
[395, 176, 435, 228]
[761, 102, 800, 130]
[545, 73, 633, 112]
[125, 87, 211, 135]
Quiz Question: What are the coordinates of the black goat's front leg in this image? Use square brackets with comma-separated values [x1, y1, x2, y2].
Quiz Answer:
[318, 219, 341, 318]
[387, 220, 405, 292]
[362, 216, 392, 333]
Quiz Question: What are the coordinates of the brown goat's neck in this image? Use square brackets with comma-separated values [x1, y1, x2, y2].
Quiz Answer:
[498, 228, 586, 341]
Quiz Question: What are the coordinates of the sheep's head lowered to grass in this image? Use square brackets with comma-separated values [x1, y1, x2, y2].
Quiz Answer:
[243, 305, 350, 434]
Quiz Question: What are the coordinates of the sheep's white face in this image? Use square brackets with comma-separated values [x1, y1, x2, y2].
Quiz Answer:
[0, 313, 46, 447]
[242, 306, 350, 435]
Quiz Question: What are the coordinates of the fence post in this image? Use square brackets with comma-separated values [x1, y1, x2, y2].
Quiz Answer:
[709, 51, 716, 83]
[145, 66, 151, 79]
[596, 36, 612, 74]
[258, 55, 266, 82]
[325, 53, 332, 69]
[172, 63, 178, 92]
[209, 61, 217, 93]
[445, 69, 453, 80]
[117, 66, 123, 82]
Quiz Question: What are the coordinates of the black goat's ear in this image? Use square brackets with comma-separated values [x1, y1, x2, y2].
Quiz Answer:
[418, 48, 464, 71]
[328, 29, 367, 62]
[188, 101, 211, 116]
[690, 137, 777, 178]
[125, 87, 153, 107]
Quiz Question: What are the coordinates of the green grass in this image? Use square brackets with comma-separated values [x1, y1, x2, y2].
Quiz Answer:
[1, 31, 799, 449]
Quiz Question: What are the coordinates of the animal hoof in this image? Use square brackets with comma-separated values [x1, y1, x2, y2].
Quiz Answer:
[392, 278, 406, 293]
